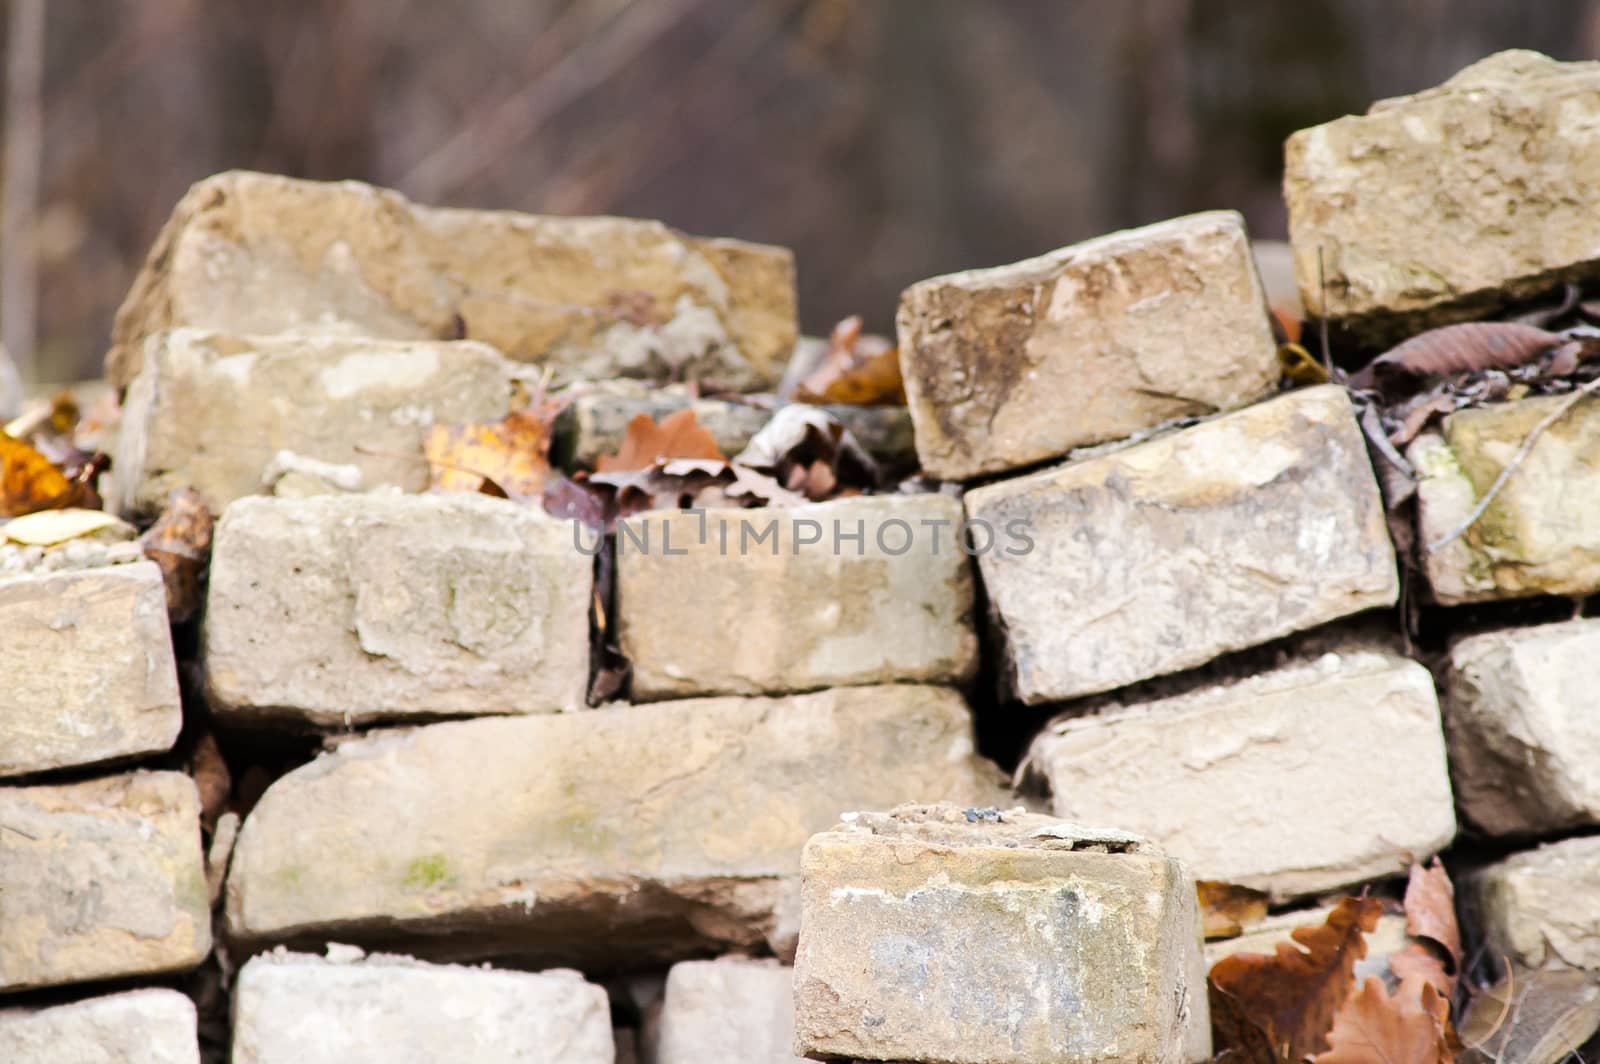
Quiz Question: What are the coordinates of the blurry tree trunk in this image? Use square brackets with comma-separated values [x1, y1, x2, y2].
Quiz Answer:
[2, 0, 43, 414]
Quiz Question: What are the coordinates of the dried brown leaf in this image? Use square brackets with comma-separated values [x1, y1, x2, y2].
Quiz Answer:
[1351, 322, 1558, 390]
[1394, 859, 1460, 1001]
[1198, 881, 1271, 939]
[1209, 895, 1384, 1060]
[1, 431, 77, 517]
[595, 409, 725, 472]
[795, 315, 905, 405]
[188, 731, 232, 832]
[140, 487, 215, 624]
[1314, 977, 1451, 1064]
[424, 405, 560, 499]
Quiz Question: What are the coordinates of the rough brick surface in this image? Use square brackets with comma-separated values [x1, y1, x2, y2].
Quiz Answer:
[231, 946, 613, 1064]
[0, 990, 199, 1064]
[203, 493, 591, 726]
[1411, 395, 1600, 604]
[108, 171, 796, 391]
[1444, 620, 1600, 836]
[224, 686, 1006, 968]
[1022, 650, 1456, 902]
[793, 803, 1211, 1064]
[0, 562, 181, 779]
[1286, 51, 1600, 343]
[897, 210, 1277, 480]
[966, 385, 1398, 702]
[113, 328, 512, 518]
[617, 495, 978, 700]
[652, 957, 802, 1064]
[1472, 836, 1600, 971]
[0, 772, 210, 992]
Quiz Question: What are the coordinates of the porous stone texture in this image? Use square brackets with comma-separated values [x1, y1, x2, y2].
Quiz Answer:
[113, 328, 512, 519]
[0, 772, 210, 991]
[1444, 620, 1600, 836]
[552, 381, 917, 472]
[231, 946, 613, 1064]
[202, 492, 591, 726]
[1021, 650, 1455, 902]
[652, 957, 802, 1064]
[616, 495, 977, 700]
[1286, 51, 1600, 344]
[108, 170, 797, 391]
[1472, 836, 1600, 971]
[966, 385, 1398, 702]
[793, 803, 1210, 1064]
[0, 562, 181, 779]
[897, 210, 1277, 480]
[0, 989, 199, 1064]
[1410, 395, 1600, 604]
[224, 686, 1006, 968]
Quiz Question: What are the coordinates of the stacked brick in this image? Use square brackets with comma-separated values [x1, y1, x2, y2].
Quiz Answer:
[8, 48, 1600, 1063]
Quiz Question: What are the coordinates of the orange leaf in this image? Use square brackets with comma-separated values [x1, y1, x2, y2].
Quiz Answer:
[1389, 860, 1461, 1006]
[1, 431, 76, 517]
[1209, 895, 1384, 1060]
[594, 409, 725, 473]
[795, 315, 905, 406]
[1198, 880, 1270, 939]
[424, 407, 557, 500]
[1314, 977, 1451, 1064]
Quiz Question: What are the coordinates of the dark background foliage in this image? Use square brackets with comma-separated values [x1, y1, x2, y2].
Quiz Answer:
[5, 0, 1599, 383]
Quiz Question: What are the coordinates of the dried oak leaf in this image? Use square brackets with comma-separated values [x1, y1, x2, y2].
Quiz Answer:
[1209, 895, 1384, 1061]
[795, 315, 906, 405]
[1390, 859, 1461, 1002]
[1349, 322, 1562, 391]
[1314, 976, 1452, 1064]
[1198, 880, 1270, 939]
[1, 431, 77, 517]
[425, 405, 561, 500]
[595, 409, 726, 472]
[1460, 966, 1600, 1064]
[140, 488, 214, 624]
[188, 731, 232, 833]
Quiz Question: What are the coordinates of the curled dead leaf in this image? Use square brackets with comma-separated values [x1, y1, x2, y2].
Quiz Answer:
[595, 409, 726, 472]
[1460, 966, 1600, 1064]
[795, 315, 905, 405]
[1198, 880, 1270, 940]
[1350, 322, 1565, 390]
[1209, 895, 1384, 1060]
[425, 404, 562, 500]
[140, 487, 214, 624]
[1314, 976, 1452, 1064]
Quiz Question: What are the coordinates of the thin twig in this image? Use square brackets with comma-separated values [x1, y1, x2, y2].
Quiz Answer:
[1426, 377, 1600, 555]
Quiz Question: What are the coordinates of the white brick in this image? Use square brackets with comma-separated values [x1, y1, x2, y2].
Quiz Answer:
[0, 990, 198, 1064]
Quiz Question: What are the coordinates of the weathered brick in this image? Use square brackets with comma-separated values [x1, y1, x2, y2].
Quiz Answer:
[1444, 619, 1600, 836]
[653, 957, 801, 1064]
[1472, 837, 1600, 971]
[224, 686, 1006, 968]
[112, 328, 513, 519]
[0, 772, 210, 992]
[1286, 51, 1600, 343]
[0, 990, 198, 1064]
[231, 946, 612, 1064]
[0, 562, 180, 779]
[202, 493, 591, 726]
[897, 210, 1277, 480]
[966, 385, 1398, 702]
[108, 171, 796, 392]
[1021, 650, 1455, 902]
[616, 495, 978, 700]
[793, 803, 1210, 1064]
[1411, 396, 1600, 604]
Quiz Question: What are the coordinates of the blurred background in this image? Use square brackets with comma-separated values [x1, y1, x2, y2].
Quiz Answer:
[3, 0, 1600, 387]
